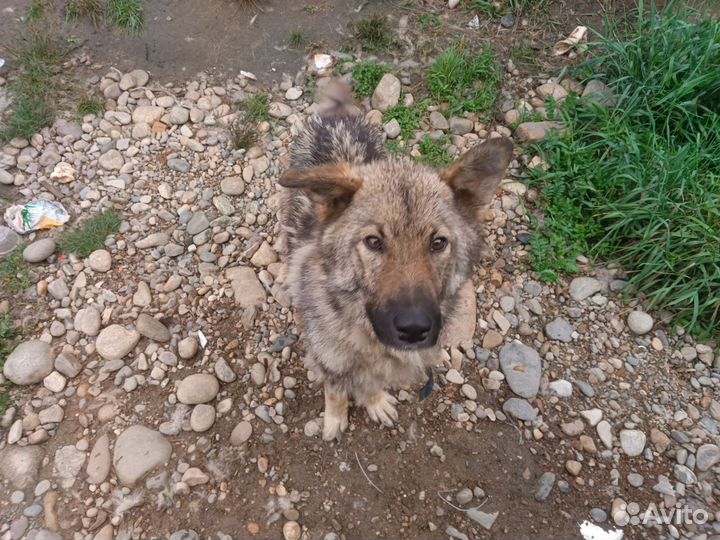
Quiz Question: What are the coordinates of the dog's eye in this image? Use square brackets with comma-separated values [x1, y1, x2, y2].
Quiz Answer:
[364, 235, 384, 252]
[430, 237, 448, 252]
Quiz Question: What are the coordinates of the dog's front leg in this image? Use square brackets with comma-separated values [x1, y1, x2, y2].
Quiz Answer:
[322, 382, 349, 441]
[361, 390, 398, 427]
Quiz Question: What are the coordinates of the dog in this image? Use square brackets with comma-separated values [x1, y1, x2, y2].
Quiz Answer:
[279, 95, 513, 441]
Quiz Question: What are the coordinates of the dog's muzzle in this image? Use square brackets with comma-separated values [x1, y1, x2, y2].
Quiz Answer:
[367, 291, 441, 350]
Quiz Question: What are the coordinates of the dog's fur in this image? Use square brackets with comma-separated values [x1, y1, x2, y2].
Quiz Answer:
[279, 98, 513, 440]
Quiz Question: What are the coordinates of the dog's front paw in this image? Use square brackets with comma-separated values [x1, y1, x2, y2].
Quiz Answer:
[365, 391, 398, 427]
[322, 410, 348, 441]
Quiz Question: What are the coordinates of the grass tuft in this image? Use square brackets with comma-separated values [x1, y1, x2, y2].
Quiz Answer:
[383, 102, 428, 140]
[0, 251, 31, 294]
[289, 29, 307, 49]
[238, 93, 270, 122]
[350, 14, 395, 52]
[76, 95, 105, 117]
[107, 0, 144, 33]
[426, 43, 501, 117]
[351, 61, 389, 99]
[416, 134, 453, 167]
[530, 2, 720, 334]
[59, 210, 122, 258]
[65, 0, 103, 26]
[0, 28, 65, 142]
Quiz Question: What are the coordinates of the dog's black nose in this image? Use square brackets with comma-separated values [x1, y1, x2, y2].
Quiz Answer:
[393, 311, 433, 344]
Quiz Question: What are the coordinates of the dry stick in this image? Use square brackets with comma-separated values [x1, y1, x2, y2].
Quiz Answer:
[437, 491, 489, 512]
[354, 451, 384, 495]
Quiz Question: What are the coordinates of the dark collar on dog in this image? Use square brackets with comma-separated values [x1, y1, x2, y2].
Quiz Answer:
[420, 368, 434, 401]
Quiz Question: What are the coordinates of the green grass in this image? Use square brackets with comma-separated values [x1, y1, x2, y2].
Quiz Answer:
[289, 29, 307, 49]
[0, 28, 64, 142]
[385, 139, 409, 156]
[416, 134, 453, 167]
[464, 0, 501, 17]
[0, 314, 19, 371]
[426, 43, 502, 117]
[383, 102, 428, 140]
[76, 95, 105, 117]
[419, 14, 442, 32]
[511, 40, 537, 68]
[238, 93, 270, 122]
[0, 251, 31, 294]
[107, 0, 144, 33]
[59, 210, 122, 258]
[65, 0, 103, 26]
[351, 14, 395, 52]
[530, 1, 720, 334]
[351, 61, 390, 99]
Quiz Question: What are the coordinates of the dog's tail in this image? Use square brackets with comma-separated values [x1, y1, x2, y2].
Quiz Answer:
[315, 78, 362, 116]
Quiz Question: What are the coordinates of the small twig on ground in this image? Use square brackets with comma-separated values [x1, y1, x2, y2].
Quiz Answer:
[438, 490, 489, 512]
[354, 451, 383, 495]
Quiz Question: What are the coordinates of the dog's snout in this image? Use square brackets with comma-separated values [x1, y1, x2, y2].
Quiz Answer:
[393, 311, 432, 344]
[367, 289, 441, 350]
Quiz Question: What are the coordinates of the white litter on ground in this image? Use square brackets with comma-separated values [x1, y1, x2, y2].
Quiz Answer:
[580, 521, 624, 540]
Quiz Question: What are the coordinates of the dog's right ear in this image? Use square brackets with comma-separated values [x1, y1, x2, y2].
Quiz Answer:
[279, 163, 361, 221]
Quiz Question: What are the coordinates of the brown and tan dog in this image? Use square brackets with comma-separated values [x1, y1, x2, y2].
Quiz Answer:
[279, 95, 513, 441]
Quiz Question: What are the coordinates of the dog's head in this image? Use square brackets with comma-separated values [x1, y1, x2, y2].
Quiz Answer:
[280, 138, 513, 350]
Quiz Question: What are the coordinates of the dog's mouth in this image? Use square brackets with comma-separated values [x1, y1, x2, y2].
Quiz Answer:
[366, 298, 442, 350]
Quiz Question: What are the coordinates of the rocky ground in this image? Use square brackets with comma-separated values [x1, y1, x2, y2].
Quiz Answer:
[1, 6, 720, 540]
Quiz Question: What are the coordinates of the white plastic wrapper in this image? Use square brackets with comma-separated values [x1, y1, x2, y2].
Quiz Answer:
[4, 200, 70, 233]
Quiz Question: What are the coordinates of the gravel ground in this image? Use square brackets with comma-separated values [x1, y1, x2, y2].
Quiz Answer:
[0, 28, 719, 540]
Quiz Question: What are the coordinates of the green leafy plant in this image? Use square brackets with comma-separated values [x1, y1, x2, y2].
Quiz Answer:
[0, 251, 31, 294]
[426, 43, 501, 117]
[530, 2, 720, 334]
[238, 93, 270, 122]
[65, 0, 103, 26]
[350, 14, 395, 52]
[383, 102, 428, 140]
[416, 134, 453, 167]
[351, 61, 389, 98]
[59, 210, 122, 257]
[107, 0, 144, 33]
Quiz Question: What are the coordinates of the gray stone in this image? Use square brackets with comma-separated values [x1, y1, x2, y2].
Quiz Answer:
[673, 464, 696, 485]
[86, 434, 111, 484]
[449, 117, 474, 135]
[548, 379, 573, 398]
[627, 472, 644, 487]
[136, 232, 170, 249]
[627, 311, 653, 335]
[98, 149, 124, 171]
[169, 531, 200, 540]
[23, 239, 56, 263]
[113, 425, 171, 486]
[590, 508, 607, 523]
[226, 266, 266, 308]
[429, 111, 449, 130]
[48, 278, 69, 300]
[569, 277, 602, 301]
[168, 158, 190, 173]
[186, 212, 209, 235]
[3, 340, 54, 385]
[53, 445, 86, 489]
[467, 509, 499, 530]
[214, 358, 236, 382]
[620, 429, 646, 457]
[502, 398, 538, 421]
[545, 317, 573, 342]
[0, 446, 44, 489]
[499, 342, 541, 399]
[696, 444, 720, 471]
[190, 404, 215, 432]
[168, 106, 190, 125]
[515, 121, 565, 143]
[582, 80, 617, 107]
[535, 471, 556, 501]
[384, 119, 401, 139]
[220, 176, 245, 196]
[74, 307, 101, 336]
[132, 106, 164, 124]
[176, 374, 219, 404]
[230, 421, 252, 445]
[136, 313, 171, 342]
[96, 324, 140, 360]
[88, 249, 112, 272]
[370, 73, 401, 112]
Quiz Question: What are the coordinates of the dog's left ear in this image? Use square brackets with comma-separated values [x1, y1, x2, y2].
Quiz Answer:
[279, 162, 362, 221]
[441, 138, 514, 215]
